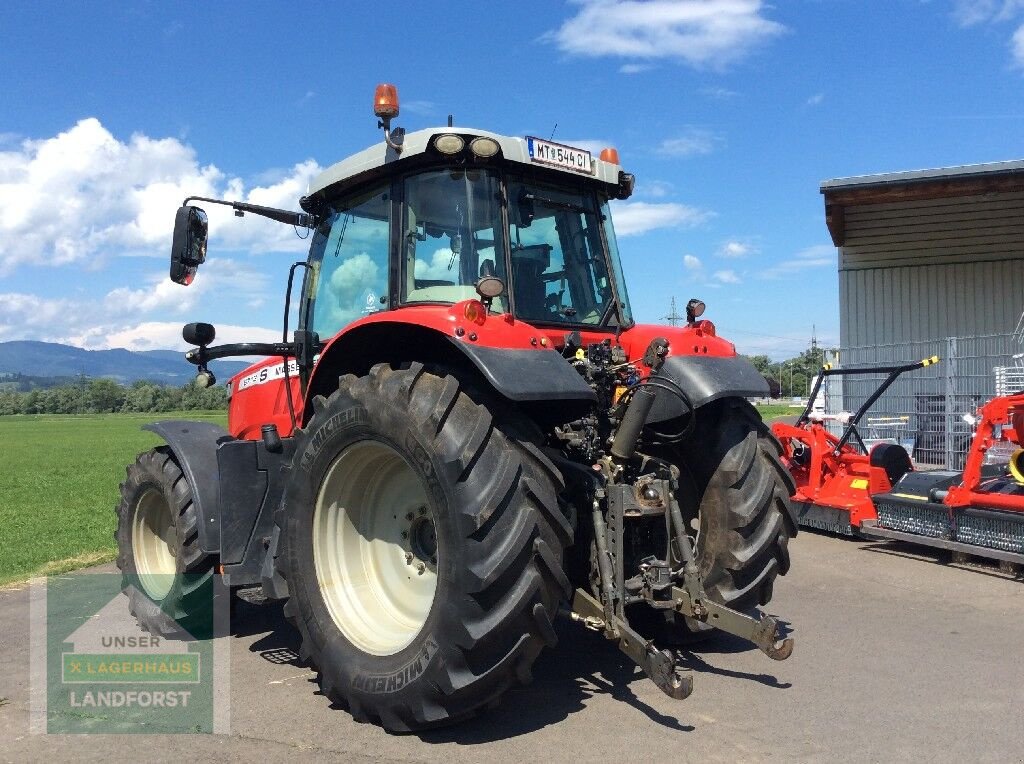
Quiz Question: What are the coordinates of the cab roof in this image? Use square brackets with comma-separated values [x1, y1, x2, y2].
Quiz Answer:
[307, 127, 624, 198]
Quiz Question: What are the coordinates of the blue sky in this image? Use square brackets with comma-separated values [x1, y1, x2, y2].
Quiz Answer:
[2, 0, 1023, 359]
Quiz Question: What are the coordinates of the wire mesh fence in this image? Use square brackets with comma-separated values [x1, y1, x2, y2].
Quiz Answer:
[824, 333, 1017, 470]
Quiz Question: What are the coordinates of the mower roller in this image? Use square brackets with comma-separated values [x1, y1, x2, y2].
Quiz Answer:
[114, 84, 798, 731]
[772, 357, 1024, 568]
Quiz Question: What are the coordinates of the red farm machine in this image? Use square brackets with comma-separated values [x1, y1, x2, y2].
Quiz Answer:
[115, 84, 799, 731]
[771, 357, 1024, 570]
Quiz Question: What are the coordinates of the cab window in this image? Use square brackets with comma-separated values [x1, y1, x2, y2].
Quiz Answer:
[401, 169, 508, 312]
[507, 179, 612, 325]
[305, 185, 391, 338]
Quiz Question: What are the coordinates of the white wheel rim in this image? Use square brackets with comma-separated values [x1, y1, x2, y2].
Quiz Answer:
[132, 488, 178, 600]
[313, 440, 438, 656]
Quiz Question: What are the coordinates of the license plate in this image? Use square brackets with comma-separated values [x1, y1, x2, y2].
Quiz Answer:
[526, 137, 593, 175]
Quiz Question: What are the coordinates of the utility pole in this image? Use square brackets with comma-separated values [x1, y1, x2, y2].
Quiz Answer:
[663, 297, 684, 327]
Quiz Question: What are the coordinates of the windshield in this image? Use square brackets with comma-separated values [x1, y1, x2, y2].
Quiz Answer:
[507, 179, 617, 326]
[402, 169, 509, 313]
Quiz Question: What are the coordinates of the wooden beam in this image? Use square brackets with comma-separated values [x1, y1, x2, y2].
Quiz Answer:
[822, 173, 1024, 208]
[825, 201, 845, 247]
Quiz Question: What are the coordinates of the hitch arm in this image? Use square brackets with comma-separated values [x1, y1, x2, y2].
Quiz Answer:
[672, 587, 794, 661]
[571, 589, 693, 699]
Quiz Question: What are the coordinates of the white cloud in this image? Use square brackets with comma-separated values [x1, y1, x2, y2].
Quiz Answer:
[717, 239, 759, 258]
[544, 0, 785, 70]
[99, 321, 282, 352]
[658, 128, 723, 157]
[953, 0, 1024, 26]
[683, 254, 703, 270]
[611, 201, 713, 235]
[758, 244, 835, 279]
[0, 287, 279, 351]
[807, 92, 824, 106]
[952, 1, 1024, 67]
[0, 258, 273, 350]
[713, 269, 740, 284]
[619, 63, 654, 74]
[101, 259, 269, 320]
[637, 180, 674, 198]
[1014, 23, 1024, 65]
[698, 85, 739, 99]
[0, 118, 321, 275]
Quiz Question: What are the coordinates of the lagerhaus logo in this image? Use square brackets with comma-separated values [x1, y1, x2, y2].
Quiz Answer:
[30, 572, 229, 734]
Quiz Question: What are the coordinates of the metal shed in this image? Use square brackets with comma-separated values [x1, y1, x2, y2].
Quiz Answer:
[820, 161, 1024, 468]
[822, 160, 1024, 348]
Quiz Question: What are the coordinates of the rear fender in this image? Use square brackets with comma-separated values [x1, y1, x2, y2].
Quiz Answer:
[305, 316, 595, 421]
[647, 355, 769, 423]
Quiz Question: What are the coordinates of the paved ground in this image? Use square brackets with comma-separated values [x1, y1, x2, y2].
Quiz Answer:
[2, 531, 1022, 763]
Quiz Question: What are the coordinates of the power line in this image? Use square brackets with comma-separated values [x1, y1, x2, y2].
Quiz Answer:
[663, 297, 684, 327]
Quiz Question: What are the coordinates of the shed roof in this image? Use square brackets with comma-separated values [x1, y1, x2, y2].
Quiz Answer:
[819, 159, 1024, 246]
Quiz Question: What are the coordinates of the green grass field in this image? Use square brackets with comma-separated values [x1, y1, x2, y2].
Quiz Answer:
[0, 412, 227, 586]
[754, 403, 804, 421]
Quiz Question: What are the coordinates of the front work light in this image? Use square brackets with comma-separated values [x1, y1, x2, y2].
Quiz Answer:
[470, 137, 500, 158]
[434, 134, 465, 154]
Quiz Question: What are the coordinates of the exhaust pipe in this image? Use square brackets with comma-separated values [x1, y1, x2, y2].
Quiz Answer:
[610, 386, 657, 461]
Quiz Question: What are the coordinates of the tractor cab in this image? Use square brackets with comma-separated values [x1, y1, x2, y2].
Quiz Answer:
[299, 131, 636, 344]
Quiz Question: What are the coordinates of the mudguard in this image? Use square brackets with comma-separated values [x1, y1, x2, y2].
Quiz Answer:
[143, 421, 230, 555]
[304, 319, 597, 410]
[456, 343, 596, 402]
[647, 355, 769, 423]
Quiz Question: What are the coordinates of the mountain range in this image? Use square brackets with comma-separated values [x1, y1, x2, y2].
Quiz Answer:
[0, 341, 250, 387]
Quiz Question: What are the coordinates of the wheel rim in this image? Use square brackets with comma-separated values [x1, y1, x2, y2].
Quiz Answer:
[313, 440, 438, 656]
[131, 488, 178, 600]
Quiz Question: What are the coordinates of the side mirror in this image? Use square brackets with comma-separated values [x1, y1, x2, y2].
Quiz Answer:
[170, 206, 209, 285]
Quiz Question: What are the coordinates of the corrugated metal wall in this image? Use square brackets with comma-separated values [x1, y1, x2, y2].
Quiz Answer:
[838, 190, 1024, 347]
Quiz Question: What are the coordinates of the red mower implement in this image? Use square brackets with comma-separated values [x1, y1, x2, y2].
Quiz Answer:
[772, 357, 1024, 568]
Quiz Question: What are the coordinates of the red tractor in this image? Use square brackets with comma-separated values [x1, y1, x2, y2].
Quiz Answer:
[772, 358, 1024, 569]
[117, 84, 797, 730]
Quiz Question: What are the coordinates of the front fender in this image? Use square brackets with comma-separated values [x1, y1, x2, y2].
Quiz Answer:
[143, 420, 230, 555]
[647, 355, 769, 422]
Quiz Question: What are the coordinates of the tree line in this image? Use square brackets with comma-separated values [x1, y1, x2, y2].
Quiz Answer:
[744, 347, 831, 399]
[0, 378, 228, 415]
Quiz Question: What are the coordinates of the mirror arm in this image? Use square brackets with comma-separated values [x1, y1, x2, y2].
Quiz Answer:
[184, 342, 311, 366]
[182, 196, 314, 228]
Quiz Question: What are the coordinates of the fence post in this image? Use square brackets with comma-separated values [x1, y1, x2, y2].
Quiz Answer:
[944, 336, 958, 470]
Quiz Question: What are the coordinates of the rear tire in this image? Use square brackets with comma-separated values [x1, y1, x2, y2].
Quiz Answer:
[279, 363, 571, 731]
[674, 398, 797, 632]
[115, 447, 217, 638]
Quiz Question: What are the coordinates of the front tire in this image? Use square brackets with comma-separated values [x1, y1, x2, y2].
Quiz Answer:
[280, 363, 571, 731]
[115, 447, 216, 637]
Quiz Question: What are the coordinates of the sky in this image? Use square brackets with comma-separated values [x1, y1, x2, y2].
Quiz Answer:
[2, 0, 1023, 360]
